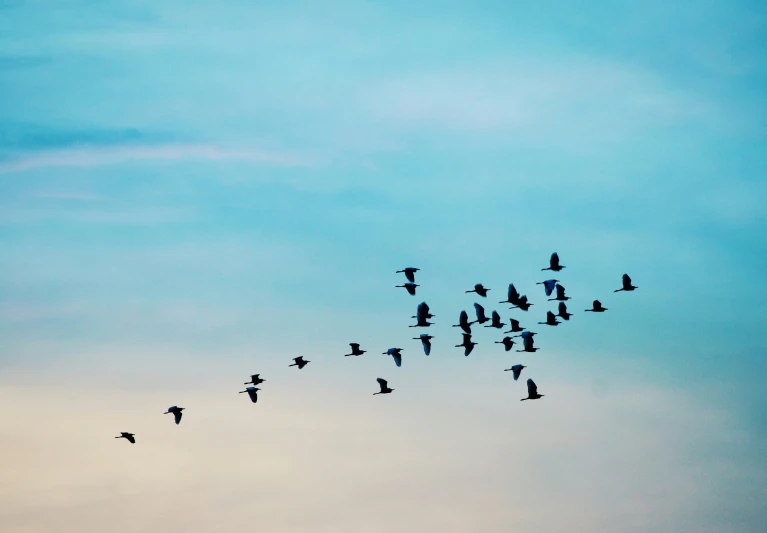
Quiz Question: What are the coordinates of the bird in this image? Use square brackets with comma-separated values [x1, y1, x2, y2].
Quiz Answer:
[614, 273, 638, 292]
[115, 432, 135, 443]
[516, 333, 539, 352]
[500, 283, 522, 305]
[410, 302, 434, 327]
[542, 252, 565, 272]
[548, 284, 570, 301]
[244, 374, 265, 386]
[164, 406, 184, 425]
[484, 310, 505, 329]
[455, 333, 477, 356]
[395, 282, 419, 295]
[585, 300, 608, 312]
[521, 378, 544, 400]
[452, 310, 472, 334]
[374, 378, 394, 395]
[503, 318, 525, 334]
[504, 364, 526, 381]
[472, 302, 490, 325]
[465, 283, 490, 297]
[557, 301, 573, 320]
[290, 356, 310, 369]
[536, 279, 559, 297]
[413, 333, 434, 355]
[239, 386, 260, 403]
[344, 343, 366, 356]
[510, 295, 533, 311]
[396, 267, 419, 283]
[383, 348, 403, 367]
[495, 336, 516, 351]
[514, 330, 537, 339]
[539, 311, 560, 326]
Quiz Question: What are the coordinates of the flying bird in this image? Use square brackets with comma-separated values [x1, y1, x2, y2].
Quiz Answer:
[504, 364, 526, 381]
[585, 300, 608, 313]
[510, 295, 533, 311]
[413, 333, 434, 355]
[374, 378, 394, 395]
[484, 310, 505, 329]
[515, 330, 537, 340]
[536, 279, 559, 297]
[548, 284, 570, 301]
[345, 343, 366, 356]
[542, 252, 565, 272]
[472, 303, 490, 325]
[495, 336, 516, 352]
[614, 274, 638, 292]
[466, 283, 490, 297]
[290, 356, 310, 369]
[539, 311, 560, 326]
[164, 406, 184, 425]
[396, 267, 419, 283]
[452, 310, 472, 334]
[521, 378, 544, 401]
[410, 302, 434, 327]
[557, 302, 573, 320]
[239, 386, 260, 403]
[115, 432, 135, 444]
[504, 318, 525, 334]
[516, 333, 539, 352]
[395, 282, 419, 295]
[500, 283, 522, 305]
[455, 333, 477, 356]
[244, 374, 265, 386]
[383, 348, 403, 367]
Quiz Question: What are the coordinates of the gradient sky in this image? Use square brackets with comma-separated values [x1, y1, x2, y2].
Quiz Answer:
[1, 1, 766, 532]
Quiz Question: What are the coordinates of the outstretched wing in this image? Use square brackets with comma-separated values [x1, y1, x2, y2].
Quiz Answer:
[392, 352, 402, 367]
[350, 343, 360, 351]
[405, 269, 415, 282]
[377, 378, 388, 390]
[512, 365, 523, 381]
[556, 284, 565, 299]
[544, 279, 556, 296]
[174, 411, 183, 424]
[247, 389, 258, 403]
[508, 284, 520, 303]
[126, 434, 136, 443]
[623, 273, 632, 288]
[474, 303, 486, 320]
[422, 337, 431, 355]
[527, 378, 538, 396]
[550, 253, 560, 268]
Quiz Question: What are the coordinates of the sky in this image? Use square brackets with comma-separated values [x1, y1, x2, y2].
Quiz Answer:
[1, 0, 766, 531]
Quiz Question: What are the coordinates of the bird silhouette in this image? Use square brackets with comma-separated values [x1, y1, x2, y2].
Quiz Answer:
[115, 432, 135, 443]
[585, 300, 607, 313]
[396, 267, 419, 283]
[516, 333, 539, 352]
[484, 310, 505, 329]
[614, 274, 637, 292]
[452, 310, 472, 334]
[374, 378, 394, 395]
[510, 295, 533, 311]
[536, 279, 559, 297]
[557, 302, 573, 320]
[244, 374, 265, 386]
[503, 318, 525, 334]
[542, 252, 565, 272]
[472, 303, 490, 325]
[383, 348, 403, 367]
[395, 282, 419, 295]
[413, 333, 433, 355]
[239, 386, 260, 403]
[521, 378, 544, 400]
[500, 283, 523, 305]
[548, 284, 570, 301]
[495, 336, 516, 352]
[290, 356, 310, 369]
[514, 330, 537, 340]
[466, 283, 490, 297]
[504, 364, 526, 381]
[344, 343, 366, 356]
[539, 311, 560, 326]
[164, 406, 184, 425]
[455, 333, 477, 356]
[410, 302, 434, 327]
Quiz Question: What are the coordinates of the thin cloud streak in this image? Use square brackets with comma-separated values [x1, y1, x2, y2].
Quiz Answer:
[0, 143, 313, 173]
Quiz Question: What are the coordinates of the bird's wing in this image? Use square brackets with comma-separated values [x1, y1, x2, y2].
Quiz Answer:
[174, 411, 182, 424]
[423, 339, 431, 355]
[513, 366, 522, 380]
[623, 273, 631, 287]
[247, 389, 258, 403]
[377, 378, 388, 389]
[392, 353, 402, 367]
[551, 253, 560, 267]
[127, 435, 135, 443]
[405, 270, 415, 282]
[547, 311, 555, 321]
[558, 302, 566, 313]
[350, 343, 360, 350]
[527, 379, 538, 396]
[593, 300, 601, 308]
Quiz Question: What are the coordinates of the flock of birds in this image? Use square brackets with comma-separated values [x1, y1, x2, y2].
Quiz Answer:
[115, 252, 638, 444]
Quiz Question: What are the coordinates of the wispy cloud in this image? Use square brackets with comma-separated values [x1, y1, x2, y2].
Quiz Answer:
[0, 143, 312, 173]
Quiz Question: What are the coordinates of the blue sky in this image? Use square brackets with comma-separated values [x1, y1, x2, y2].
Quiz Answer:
[1, 1, 766, 531]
